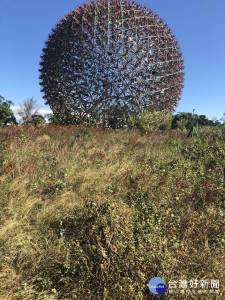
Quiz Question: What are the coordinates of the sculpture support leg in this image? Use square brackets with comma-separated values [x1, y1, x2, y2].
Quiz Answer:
[104, 101, 109, 129]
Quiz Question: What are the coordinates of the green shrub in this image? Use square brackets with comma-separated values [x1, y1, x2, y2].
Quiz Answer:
[127, 110, 173, 133]
[76, 127, 93, 139]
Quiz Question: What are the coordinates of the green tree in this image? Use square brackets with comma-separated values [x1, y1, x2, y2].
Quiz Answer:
[171, 112, 193, 130]
[0, 95, 17, 125]
[45, 113, 60, 124]
[198, 115, 210, 126]
[31, 114, 46, 125]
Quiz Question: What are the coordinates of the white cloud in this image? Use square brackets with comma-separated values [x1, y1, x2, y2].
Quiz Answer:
[11, 105, 22, 121]
[38, 108, 53, 115]
[11, 105, 53, 121]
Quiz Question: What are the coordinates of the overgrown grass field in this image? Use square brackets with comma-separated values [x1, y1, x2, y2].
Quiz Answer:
[0, 125, 224, 299]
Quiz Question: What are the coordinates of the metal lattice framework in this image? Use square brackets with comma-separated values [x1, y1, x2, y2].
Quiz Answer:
[39, 0, 185, 126]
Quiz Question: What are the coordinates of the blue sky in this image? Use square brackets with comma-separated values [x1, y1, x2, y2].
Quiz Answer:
[1, 0, 225, 120]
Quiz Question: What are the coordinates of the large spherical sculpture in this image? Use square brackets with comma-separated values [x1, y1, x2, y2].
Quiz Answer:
[39, 0, 184, 126]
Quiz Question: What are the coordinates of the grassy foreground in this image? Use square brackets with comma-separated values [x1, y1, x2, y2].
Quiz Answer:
[0, 125, 224, 299]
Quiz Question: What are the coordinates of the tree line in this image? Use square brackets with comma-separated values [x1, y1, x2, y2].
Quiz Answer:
[0, 95, 224, 129]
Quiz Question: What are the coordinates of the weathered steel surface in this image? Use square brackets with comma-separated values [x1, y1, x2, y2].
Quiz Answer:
[39, 0, 184, 125]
